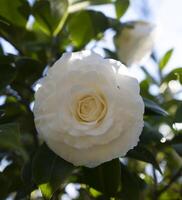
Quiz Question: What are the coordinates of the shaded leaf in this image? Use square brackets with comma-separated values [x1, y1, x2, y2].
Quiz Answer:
[32, 143, 75, 199]
[82, 159, 121, 198]
[0, 98, 27, 124]
[166, 134, 182, 145]
[159, 49, 173, 70]
[120, 162, 146, 200]
[115, 0, 129, 19]
[0, 162, 24, 199]
[0, 173, 10, 199]
[0, 123, 21, 150]
[174, 103, 182, 123]
[0, 64, 16, 91]
[14, 57, 44, 85]
[144, 98, 168, 116]
[140, 122, 163, 145]
[172, 144, 182, 156]
[162, 68, 182, 83]
[126, 145, 162, 173]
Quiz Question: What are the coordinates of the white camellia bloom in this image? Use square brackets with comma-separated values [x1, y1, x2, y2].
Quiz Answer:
[33, 50, 144, 167]
[114, 21, 156, 66]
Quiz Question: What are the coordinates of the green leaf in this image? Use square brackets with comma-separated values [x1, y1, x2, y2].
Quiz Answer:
[172, 144, 182, 156]
[167, 134, 182, 145]
[82, 159, 121, 198]
[0, 123, 21, 150]
[0, 162, 24, 199]
[14, 57, 44, 85]
[174, 103, 182, 123]
[140, 122, 163, 145]
[120, 163, 146, 200]
[0, 0, 30, 27]
[0, 123, 27, 160]
[0, 64, 16, 91]
[67, 10, 108, 47]
[126, 146, 162, 174]
[0, 173, 10, 199]
[0, 99, 27, 124]
[115, 0, 129, 19]
[144, 98, 168, 116]
[69, 0, 113, 6]
[159, 49, 174, 70]
[32, 143, 75, 199]
[162, 68, 182, 83]
[32, 0, 69, 36]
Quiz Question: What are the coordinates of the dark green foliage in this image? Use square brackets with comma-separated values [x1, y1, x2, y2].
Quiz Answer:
[32, 144, 75, 199]
[0, 0, 181, 200]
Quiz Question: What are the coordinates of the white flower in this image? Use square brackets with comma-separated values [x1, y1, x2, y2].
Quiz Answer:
[33, 50, 144, 167]
[114, 21, 156, 66]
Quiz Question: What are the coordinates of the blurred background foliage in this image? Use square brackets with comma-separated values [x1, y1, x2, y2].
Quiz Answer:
[0, 0, 181, 200]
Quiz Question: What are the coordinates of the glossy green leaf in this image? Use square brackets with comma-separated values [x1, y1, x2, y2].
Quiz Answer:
[69, 0, 113, 6]
[0, 0, 30, 27]
[32, 0, 68, 36]
[126, 145, 162, 173]
[14, 57, 44, 85]
[82, 159, 121, 198]
[67, 10, 108, 47]
[174, 103, 182, 123]
[0, 123, 27, 160]
[120, 163, 146, 200]
[144, 98, 168, 116]
[32, 143, 75, 199]
[159, 49, 173, 70]
[172, 144, 182, 156]
[0, 64, 16, 91]
[115, 0, 129, 19]
[162, 68, 182, 83]
[167, 134, 182, 145]
[0, 123, 21, 150]
[140, 122, 163, 145]
[0, 162, 24, 199]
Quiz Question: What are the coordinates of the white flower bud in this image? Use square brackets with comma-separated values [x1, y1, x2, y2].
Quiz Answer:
[115, 21, 156, 66]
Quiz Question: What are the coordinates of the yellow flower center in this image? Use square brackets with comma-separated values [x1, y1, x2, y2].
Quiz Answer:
[74, 94, 107, 123]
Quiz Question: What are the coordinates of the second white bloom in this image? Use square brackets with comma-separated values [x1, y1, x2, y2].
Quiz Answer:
[115, 21, 156, 66]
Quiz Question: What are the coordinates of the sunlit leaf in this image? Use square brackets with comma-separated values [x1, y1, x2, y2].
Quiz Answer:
[32, 0, 68, 36]
[162, 68, 182, 83]
[159, 49, 174, 70]
[115, 0, 129, 19]
[0, 0, 30, 27]
[67, 10, 108, 47]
